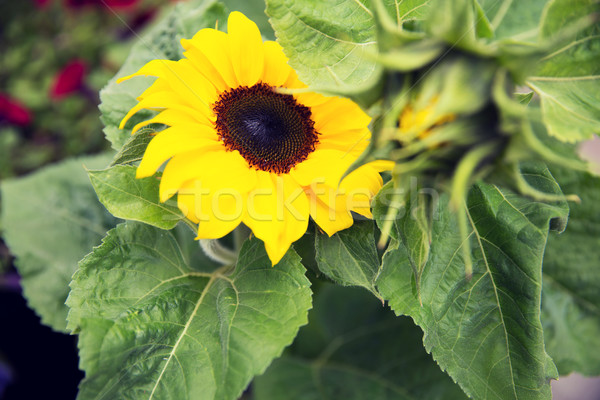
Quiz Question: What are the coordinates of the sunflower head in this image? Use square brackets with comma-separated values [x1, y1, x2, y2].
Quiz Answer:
[117, 12, 388, 265]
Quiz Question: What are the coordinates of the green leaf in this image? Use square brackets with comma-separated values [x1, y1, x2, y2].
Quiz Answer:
[542, 167, 600, 376]
[265, 0, 382, 88]
[527, 77, 600, 143]
[391, 0, 433, 22]
[314, 221, 382, 298]
[375, 163, 568, 400]
[538, 0, 599, 40]
[0, 154, 117, 332]
[254, 284, 469, 400]
[265, 0, 434, 90]
[478, 0, 548, 42]
[67, 222, 312, 400]
[527, 0, 600, 142]
[110, 128, 154, 166]
[89, 165, 183, 230]
[99, 0, 227, 150]
[516, 92, 534, 104]
[474, 1, 494, 39]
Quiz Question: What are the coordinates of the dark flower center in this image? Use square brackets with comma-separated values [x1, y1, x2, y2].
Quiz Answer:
[213, 83, 319, 174]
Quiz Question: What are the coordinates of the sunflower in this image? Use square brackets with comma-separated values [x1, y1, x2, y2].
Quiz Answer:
[118, 11, 388, 264]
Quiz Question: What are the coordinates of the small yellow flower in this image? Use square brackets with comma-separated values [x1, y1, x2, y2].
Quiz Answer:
[118, 12, 388, 264]
[397, 96, 456, 141]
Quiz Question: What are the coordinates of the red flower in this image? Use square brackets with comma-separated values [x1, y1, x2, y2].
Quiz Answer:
[50, 59, 87, 100]
[0, 95, 32, 126]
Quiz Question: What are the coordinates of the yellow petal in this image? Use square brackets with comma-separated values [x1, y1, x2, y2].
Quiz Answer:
[262, 241, 288, 266]
[276, 174, 310, 257]
[182, 46, 228, 92]
[261, 41, 292, 87]
[244, 172, 309, 265]
[160, 148, 257, 202]
[131, 109, 210, 134]
[119, 59, 217, 115]
[228, 11, 264, 87]
[182, 28, 238, 89]
[119, 91, 206, 129]
[309, 194, 354, 237]
[116, 59, 180, 84]
[299, 163, 383, 227]
[340, 166, 383, 196]
[294, 91, 330, 108]
[150, 60, 217, 111]
[243, 171, 279, 244]
[290, 149, 352, 188]
[318, 129, 370, 155]
[284, 69, 306, 89]
[136, 78, 171, 98]
[136, 125, 219, 178]
[340, 166, 383, 218]
[303, 182, 344, 214]
[176, 181, 244, 237]
[306, 165, 383, 218]
[367, 160, 395, 172]
[311, 97, 371, 134]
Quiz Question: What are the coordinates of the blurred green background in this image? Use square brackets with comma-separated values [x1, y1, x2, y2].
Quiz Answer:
[0, 0, 171, 178]
[0, 1, 170, 398]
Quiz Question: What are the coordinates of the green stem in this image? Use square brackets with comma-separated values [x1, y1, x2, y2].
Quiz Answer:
[199, 239, 238, 266]
[520, 120, 589, 172]
[512, 164, 580, 203]
[450, 143, 496, 279]
[457, 204, 473, 280]
[377, 180, 405, 248]
[183, 218, 238, 266]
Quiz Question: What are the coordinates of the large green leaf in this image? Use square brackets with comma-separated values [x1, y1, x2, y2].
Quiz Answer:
[477, 0, 548, 42]
[67, 222, 312, 400]
[526, 0, 600, 142]
[542, 167, 600, 376]
[265, 0, 413, 89]
[314, 221, 381, 297]
[254, 284, 469, 400]
[89, 165, 183, 230]
[526, 76, 600, 143]
[375, 163, 568, 400]
[100, 0, 227, 150]
[0, 154, 117, 332]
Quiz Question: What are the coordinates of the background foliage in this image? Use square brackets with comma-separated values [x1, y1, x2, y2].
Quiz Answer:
[1, 0, 599, 399]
